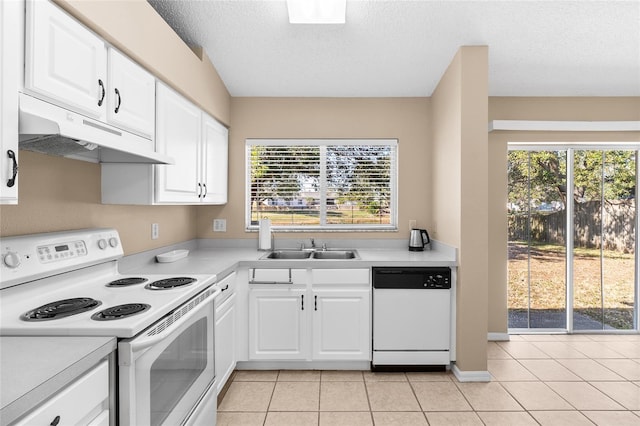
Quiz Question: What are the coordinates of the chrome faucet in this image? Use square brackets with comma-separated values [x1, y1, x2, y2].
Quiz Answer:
[310, 238, 316, 249]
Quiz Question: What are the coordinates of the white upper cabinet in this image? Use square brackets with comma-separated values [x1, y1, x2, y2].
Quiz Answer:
[0, 0, 19, 205]
[107, 49, 155, 139]
[25, 0, 107, 119]
[24, 0, 155, 139]
[201, 114, 229, 204]
[155, 82, 228, 204]
[155, 82, 201, 203]
[101, 83, 229, 205]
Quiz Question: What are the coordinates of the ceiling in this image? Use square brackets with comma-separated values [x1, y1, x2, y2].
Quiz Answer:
[148, 0, 640, 98]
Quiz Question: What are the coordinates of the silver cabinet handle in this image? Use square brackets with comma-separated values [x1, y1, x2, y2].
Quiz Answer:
[249, 268, 293, 285]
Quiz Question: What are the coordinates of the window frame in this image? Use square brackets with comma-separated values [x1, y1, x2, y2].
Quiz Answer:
[245, 138, 398, 232]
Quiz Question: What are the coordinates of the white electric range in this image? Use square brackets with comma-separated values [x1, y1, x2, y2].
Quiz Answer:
[1, 228, 220, 426]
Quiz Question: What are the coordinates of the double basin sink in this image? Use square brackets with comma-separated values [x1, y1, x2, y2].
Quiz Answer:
[261, 249, 359, 260]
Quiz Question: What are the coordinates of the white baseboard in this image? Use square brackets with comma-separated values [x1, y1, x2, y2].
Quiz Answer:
[236, 360, 371, 370]
[452, 364, 492, 382]
[487, 332, 510, 342]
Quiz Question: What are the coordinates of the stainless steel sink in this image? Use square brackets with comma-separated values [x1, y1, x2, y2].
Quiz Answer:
[262, 250, 312, 259]
[312, 250, 358, 260]
[261, 249, 359, 260]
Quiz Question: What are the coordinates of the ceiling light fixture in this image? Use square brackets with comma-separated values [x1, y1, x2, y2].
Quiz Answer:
[287, 0, 346, 24]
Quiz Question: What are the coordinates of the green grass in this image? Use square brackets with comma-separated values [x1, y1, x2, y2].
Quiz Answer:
[252, 208, 390, 226]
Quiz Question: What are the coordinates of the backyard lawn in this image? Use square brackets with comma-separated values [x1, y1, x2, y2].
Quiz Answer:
[252, 206, 391, 226]
[508, 242, 636, 329]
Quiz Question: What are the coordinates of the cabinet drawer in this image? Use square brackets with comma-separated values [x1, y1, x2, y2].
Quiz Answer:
[250, 269, 306, 285]
[16, 360, 109, 425]
[215, 272, 237, 307]
[312, 269, 369, 285]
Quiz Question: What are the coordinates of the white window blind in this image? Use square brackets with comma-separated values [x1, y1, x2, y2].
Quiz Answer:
[246, 139, 398, 231]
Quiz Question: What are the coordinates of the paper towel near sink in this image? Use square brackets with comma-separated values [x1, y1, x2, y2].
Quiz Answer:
[258, 218, 273, 251]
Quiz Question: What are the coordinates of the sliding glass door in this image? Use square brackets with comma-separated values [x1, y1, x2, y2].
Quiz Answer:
[572, 150, 636, 330]
[508, 147, 638, 332]
[508, 151, 567, 329]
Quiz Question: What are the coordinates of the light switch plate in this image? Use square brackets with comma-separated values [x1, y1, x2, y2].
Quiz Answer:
[213, 219, 226, 232]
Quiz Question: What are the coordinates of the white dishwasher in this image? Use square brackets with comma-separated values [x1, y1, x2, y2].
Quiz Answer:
[372, 267, 451, 368]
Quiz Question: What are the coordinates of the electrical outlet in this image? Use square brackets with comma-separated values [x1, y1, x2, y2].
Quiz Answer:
[213, 219, 226, 232]
[409, 220, 417, 229]
[151, 223, 159, 240]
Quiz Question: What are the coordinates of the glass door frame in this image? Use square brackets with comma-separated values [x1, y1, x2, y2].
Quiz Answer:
[508, 142, 640, 334]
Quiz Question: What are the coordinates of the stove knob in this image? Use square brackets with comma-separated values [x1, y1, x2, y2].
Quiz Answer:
[108, 237, 119, 248]
[3, 251, 21, 268]
[98, 239, 108, 250]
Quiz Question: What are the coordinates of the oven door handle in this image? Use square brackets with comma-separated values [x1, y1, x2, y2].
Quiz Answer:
[128, 289, 220, 354]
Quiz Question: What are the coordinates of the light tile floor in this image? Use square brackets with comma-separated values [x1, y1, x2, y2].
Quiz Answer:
[218, 334, 640, 425]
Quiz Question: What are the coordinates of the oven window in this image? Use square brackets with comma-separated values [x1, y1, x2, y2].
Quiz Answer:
[149, 318, 208, 425]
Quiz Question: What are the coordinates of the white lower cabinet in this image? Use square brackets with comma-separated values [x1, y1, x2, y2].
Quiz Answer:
[249, 288, 308, 360]
[248, 268, 371, 362]
[312, 289, 370, 360]
[215, 273, 237, 394]
[15, 360, 110, 426]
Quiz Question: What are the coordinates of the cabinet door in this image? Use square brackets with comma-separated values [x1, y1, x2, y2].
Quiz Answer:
[155, 83, 201, 203]
[249, 289, 308, 360]
[312, 289, 370, 360]
[0, 0, 19, 204]
[215, 292, 236, 394]
[201, 114, 228, 204]
[107, 49, 155, 139]
[25, 0, 106, 119]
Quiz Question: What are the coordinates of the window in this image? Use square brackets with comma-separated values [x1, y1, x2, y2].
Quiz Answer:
[246, 139, 397, 231]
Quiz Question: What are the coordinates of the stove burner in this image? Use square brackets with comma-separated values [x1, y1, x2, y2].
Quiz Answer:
[22, 298, 102, 321]
[145, 277, 197, 290]
[106, 277, 148, 287]
[91, 303, 151, 321]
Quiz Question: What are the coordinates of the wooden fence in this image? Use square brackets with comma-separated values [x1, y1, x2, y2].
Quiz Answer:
[509, 200, 636, 253]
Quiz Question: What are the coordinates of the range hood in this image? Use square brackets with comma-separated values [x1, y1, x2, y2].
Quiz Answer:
[18, 92, 173, 164]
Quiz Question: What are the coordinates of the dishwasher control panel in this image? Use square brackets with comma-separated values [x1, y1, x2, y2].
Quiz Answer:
[372, 267, 451, 289]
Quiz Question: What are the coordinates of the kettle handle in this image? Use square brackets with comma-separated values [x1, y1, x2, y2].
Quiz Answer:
[421, 229, 430, 245]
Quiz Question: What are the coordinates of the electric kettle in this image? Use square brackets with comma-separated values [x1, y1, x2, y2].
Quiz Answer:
[409, 229, 430, 251]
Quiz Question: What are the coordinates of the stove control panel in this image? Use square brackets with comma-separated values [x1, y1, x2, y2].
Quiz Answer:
[0, 228, 123, 289]
[37, 240, 87, 263]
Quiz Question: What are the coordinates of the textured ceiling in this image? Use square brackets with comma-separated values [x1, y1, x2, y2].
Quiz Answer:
[148, 0, 640, 97]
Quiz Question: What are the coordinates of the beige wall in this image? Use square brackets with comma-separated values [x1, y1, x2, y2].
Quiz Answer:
[487, 97, 640, 335]
[196, 97, 432, 242]
[432, 46, 489, 372]
[0, 151, 196, 254]
[54, 0, 231, 125]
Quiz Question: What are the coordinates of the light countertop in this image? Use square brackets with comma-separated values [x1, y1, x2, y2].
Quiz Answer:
[0, 336, 116, 425]
[119, 239, 457, 278]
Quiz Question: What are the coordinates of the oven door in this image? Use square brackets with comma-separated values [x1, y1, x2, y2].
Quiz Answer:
[118, 289, 218, 426]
